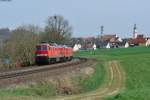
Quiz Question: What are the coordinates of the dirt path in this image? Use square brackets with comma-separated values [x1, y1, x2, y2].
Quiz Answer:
[52, 60, 125, 100]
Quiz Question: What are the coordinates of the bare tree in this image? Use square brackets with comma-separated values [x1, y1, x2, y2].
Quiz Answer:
[43, 15, 72, 44]
[1, 25, 40, 68]
[17, 25, 43, 34]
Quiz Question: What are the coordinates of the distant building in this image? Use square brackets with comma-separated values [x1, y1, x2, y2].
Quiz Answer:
[99, 34, 117, 41]
[146, 38, 150, 46]
[98, 34, 126, 48]
[106, 43, 110, 48]
[73, 43, 82, 52]
[129, 34, 146, 46]
[82, 43, 93, 50]
[125, 42, 129, 48]
[97, 41, 108, 48]
[129, 24, 147, 46]
[93, 43, 97, 50]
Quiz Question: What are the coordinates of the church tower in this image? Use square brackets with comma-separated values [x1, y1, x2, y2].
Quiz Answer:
[101, 25, 104, 35]
[133, 24, 138, 38]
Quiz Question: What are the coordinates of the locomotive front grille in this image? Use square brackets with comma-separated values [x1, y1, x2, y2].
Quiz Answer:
[35, 56, 49, 64]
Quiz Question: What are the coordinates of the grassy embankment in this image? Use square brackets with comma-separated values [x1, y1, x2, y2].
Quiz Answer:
[74, 50, 105, 92]
[0, 49, 105, 98]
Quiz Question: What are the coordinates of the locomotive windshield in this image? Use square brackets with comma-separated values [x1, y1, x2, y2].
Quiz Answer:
[36, 45, 48, 50]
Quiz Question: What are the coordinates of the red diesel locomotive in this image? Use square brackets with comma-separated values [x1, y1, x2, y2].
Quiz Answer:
[35, 43, 73, 64]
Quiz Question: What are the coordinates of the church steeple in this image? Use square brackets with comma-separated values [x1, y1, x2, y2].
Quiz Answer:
[133, 24, 138, 38]
[101, 25, 104, 35]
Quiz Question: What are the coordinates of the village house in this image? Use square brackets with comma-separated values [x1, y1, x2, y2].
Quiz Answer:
[146, 38, 150, 46]
[98, 34, 126, 48]
[128, 34, 147, 46]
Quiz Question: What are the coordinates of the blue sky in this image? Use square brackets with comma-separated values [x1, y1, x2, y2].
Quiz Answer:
[0, 0, 150, 37]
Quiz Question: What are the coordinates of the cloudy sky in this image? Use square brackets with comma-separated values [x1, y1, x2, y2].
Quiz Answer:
[0, 0, 150, 37]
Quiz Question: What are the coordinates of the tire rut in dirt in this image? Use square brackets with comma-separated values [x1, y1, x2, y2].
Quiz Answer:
[52, 60, 125, 100]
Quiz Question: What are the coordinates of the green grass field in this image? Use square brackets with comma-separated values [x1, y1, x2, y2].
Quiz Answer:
[75, 47, 150, 100]
[104, 47, 150, 100]
[0, 47, 150, 100]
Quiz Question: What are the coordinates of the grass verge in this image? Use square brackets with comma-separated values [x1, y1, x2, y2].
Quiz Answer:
[0, 83, 57, 98]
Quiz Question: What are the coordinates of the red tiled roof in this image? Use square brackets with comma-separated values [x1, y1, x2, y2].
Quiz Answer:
[129, 38, 146, 44]
[100, 34, 116, 41]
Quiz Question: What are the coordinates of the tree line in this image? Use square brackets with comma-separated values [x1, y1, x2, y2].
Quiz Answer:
[0, 15, 72, 69]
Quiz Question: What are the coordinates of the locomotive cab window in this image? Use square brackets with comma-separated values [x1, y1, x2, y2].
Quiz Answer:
[36, 46, 41, 50]
[36, 45, 48, 50]
[42, 46, 47, 50]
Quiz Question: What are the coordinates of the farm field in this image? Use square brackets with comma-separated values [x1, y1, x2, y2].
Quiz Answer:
[68, 46, 150, 100]
[105, 47, 150, 100]
[0, 47, 150, 100]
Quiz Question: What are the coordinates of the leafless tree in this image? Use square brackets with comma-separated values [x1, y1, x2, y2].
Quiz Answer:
[43, 15, 72, 44]
[1, 25, 40, 68]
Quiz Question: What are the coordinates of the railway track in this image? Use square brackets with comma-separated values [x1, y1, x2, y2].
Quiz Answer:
[0, 57, 87, 80]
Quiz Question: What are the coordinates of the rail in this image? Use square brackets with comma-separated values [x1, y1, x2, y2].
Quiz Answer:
[0, 57, 87, 80]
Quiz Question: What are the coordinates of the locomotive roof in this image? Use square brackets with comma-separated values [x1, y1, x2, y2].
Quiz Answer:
[37, 43, 72, 48]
